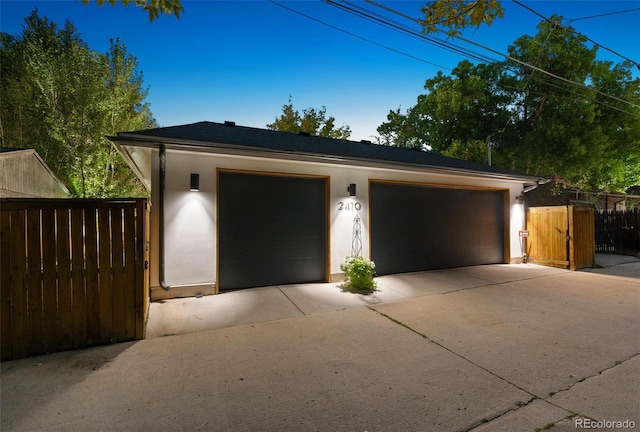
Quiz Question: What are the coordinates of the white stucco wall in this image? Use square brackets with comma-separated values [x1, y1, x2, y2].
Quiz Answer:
[149, 148, 528, 294]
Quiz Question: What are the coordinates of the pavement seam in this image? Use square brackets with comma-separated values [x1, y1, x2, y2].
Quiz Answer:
[541, 352, 640, 405]
[451, 268, 569, 285]
[368, 308, 640, 432]
[367, 307, 577, 432]
[367, 306, 542, 399]
[423, 272, 575, 297]
[275, 285, 307, 316]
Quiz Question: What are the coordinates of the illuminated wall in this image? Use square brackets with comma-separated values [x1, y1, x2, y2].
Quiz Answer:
[148, 148, 527, 298]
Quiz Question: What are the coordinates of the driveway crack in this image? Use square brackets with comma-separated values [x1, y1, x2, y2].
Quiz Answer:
[368, 307, 540, 399]
[545, 352, 639, 398]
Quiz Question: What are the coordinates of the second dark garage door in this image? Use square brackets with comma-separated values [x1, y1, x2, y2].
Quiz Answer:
[370, 181, 506, 275]
[218, 171, 328, 291]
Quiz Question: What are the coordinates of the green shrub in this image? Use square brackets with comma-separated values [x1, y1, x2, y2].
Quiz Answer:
[340, 256, 377, 291]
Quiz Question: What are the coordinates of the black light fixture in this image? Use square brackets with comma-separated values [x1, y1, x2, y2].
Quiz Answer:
[190, 173, 200, 191]
[347, 183, 356, 197]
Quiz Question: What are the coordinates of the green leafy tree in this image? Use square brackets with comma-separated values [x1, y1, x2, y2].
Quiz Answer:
[378, 60, 513, 161]
[0, 10, 156, 197]
[420, 0, 504, 37]
[81, 0, 183, 21]
[378, 17, 640, 191]
[267, 96, 351, 140]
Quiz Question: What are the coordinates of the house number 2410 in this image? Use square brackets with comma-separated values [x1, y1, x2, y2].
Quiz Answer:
[338, 201, 361, 211]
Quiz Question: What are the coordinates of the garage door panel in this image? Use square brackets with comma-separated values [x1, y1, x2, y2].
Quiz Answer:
[371, 182, 504, 275]
[218, 172, 327, 290]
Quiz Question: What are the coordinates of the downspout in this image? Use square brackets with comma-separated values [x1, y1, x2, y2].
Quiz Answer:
[159, 144, 170, 290]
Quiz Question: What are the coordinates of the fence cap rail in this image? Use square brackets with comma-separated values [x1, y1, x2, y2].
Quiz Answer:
[1, 198, 148, 210]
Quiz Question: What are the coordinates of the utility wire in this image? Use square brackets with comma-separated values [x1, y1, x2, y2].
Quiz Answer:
[278, 0, 639, 116]
[511, 0, 640, 69]
[267, 0, 452, 71]
[323, 0, 503, 66]
[567, 7, 640, 23]
[360, 0, 639, 110]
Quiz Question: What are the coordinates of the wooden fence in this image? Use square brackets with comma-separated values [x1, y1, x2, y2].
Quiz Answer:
[526, 205, 595, 270]
[595, 209, 640, 256]
[1, 199, 149, 361]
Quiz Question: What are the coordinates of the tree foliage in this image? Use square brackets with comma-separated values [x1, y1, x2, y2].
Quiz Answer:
[420, 0, 504, 37]
[81, 0, 183, 21]
[0, 10, 156, 197]
[267, 96, 351, 140]
[377, 17, 640, 192]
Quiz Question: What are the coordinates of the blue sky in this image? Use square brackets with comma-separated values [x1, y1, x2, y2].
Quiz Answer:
[2, 1, 639, 141]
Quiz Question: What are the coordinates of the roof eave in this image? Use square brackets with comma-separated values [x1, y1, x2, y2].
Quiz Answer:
[112, 133, 544, 185]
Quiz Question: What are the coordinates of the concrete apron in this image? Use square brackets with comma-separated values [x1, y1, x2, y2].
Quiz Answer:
[2, 262, 638, 432]
[145, 263, 570, 338]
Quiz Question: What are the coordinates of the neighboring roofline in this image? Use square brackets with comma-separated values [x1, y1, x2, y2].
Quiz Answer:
[0, 147, 70, 195]
[563, 189, 640, 199]
[0, 146, 31, 153]
[111, 131, 544, 185]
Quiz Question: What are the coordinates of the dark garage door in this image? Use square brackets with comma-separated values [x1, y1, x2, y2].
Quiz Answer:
[370, 181, 505, 275]
[218, 171, 327, 290]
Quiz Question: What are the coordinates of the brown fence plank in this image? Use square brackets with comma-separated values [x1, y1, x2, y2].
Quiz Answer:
[71, 208, 86, 348]
[41, 208, 59, 354]
[123, 205, 137, 339]
[26, 209, 44, 355]
[568, 205, 575, 270]
[1, 211, 13, 360]
[85, 207, 100, 347]
[9, 210, 28, 359]
[56, 209, 73, 351]
[111, 207, 126, 342]
[98, 207, 113, 344]
[573, 207, 595, 269]
[135, 201, 149, 339]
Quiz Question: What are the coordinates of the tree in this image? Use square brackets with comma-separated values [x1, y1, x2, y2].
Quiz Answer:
[267, 96, 351, 140]
[0, 10, 156, 197]
[81, 0, 183, 22]
[420, 0, 504, 37]
[377, 17, 640, 192]
[378, 60, 513, 160]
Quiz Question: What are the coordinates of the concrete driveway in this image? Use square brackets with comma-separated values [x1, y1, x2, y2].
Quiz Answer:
[2, 259, 639, 432]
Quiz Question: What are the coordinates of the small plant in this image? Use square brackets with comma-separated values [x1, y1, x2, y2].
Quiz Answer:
[340, 256, 377, 291]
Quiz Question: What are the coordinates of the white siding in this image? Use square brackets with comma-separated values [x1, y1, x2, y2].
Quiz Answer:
[150, 148, 527, 295]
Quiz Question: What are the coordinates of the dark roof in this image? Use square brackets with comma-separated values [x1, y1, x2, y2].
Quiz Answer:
[0, 146, 30, 153]
[117, 121, 542, 181]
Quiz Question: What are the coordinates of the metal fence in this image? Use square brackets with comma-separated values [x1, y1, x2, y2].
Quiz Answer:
[595, 209, 640, 256]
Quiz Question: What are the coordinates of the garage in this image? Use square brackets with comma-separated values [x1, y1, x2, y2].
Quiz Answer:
[217, 171, 328, 290]
[370, 181, 506, 275]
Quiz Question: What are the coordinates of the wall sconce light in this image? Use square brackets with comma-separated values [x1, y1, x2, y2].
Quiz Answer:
[347, 183, 356, 197]
[190, 173, 200, 191]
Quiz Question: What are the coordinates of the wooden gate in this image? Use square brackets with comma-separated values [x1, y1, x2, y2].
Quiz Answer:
[526, 205, 595, 270]
[1, 199, 150, 361]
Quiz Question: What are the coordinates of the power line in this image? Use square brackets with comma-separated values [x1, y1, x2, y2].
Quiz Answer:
[322, 0, 504, 67]
[510, 0, 640, 69]
[359, 0, 639, 110]
[275, 0, 639, 117]
[267, 0, 452, 71]
[567, 7, 640, 23]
